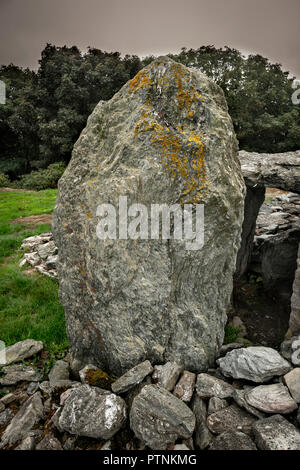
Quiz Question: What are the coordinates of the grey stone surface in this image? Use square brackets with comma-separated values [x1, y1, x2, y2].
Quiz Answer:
[0, 408, 14, 427]
[53, 56, 245, 377]
[37, 240, 57, 260]
[245, 383, 297, 414]
[111, 360, 153, 394]
[217, 346, 291, 383]
[0, 392, 44, 448]
[130, 384, 195, 450]
[196, 373, 234, 399]
[218, 343, 243, 358]
[0, 339, 43, 366]
[48, 360, 71, 389]
[207, 397, 229, 416]
[232, 389, 265, 419]
[207, 404, 257, 436]
[15, 436, 36, 450]
[79, 364, 97, 383]
[252, 414, 300, 450]
[173, 370, 196, 402]
[283, 368, 300, 403]
[191, 394, 213, 450]
[173, 444, 190, 450]
[35, 434, 63, 450]
[210, 430, 257, 450]
[290, 244, 300, 336]
[0, 364, 41, 386]
[57, 384, 127, 439]
[152, 362, 183, 391]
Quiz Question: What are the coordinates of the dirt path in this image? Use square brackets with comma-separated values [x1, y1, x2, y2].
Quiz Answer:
[10, 213, 53, 226]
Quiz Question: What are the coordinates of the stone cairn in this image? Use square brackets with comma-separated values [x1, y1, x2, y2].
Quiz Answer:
[0, 338, 300, 450]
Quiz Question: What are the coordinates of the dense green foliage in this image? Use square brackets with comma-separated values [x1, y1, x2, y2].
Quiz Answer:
[14, 162, 66, 190]
[0, 188, 68, 350]
[1, 44, 299, 180]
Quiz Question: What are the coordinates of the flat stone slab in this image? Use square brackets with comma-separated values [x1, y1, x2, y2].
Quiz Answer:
[0, 339, 43, 366]
[152, 362, 183, 391]
[111, 360, 153, 394]
[0, 365, 42, 386]
[130, 384, 195, 450]
[210, 430, 257, 450]
[252, 415, 300, 450]
[196, 373, 234, 399]
[207, 404, 257, 436]
[173, 370, 196, 402]
[245, 384, 297, 414]
[57, 384, 127, 439]
[191, 394, 213, 450]
[284, 368, 300, 403]
[217, 347, 291, 383]
[0, 392, 44, 448]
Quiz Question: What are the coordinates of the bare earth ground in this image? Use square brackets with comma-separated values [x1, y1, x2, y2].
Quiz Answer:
[10, 213, 53, 226]
[0, 187, 35, 193]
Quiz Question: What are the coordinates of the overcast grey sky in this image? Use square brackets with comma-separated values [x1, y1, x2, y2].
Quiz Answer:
[0, 0, 299, 77]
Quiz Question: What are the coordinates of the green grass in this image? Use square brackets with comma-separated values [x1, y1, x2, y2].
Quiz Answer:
[0, 189, 68, 352]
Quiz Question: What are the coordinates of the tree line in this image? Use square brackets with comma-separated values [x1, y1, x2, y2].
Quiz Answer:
[1, 44, 299, 179]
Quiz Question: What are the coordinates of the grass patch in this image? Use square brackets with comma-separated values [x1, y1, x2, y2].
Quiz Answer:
[0, 189, 68, 352]
[224, 324, 241, 345]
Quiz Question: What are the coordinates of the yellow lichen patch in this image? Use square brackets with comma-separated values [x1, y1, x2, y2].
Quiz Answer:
[129, 70, 154, 93]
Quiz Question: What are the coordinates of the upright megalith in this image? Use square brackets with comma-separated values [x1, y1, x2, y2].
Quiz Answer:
[53, 57, 245, 377]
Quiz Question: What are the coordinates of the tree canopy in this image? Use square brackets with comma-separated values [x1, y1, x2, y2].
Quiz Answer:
[0, 44, 299, 179]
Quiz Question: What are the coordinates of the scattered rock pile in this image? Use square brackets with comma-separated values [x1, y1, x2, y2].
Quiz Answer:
[1, 338, 300, 450]
[19, 233, 58, 278]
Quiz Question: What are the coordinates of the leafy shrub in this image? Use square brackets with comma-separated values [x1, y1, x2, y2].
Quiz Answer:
[0, 173, 10, 187]
[15, 162, 66, 190]
[224, 324, 241, 344]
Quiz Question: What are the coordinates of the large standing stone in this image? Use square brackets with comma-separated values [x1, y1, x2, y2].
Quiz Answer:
[57, 384, 126, 439]
[53, 56, 245, 377]
[217, 347, 291, 383]
[130, 384, 195, 450]
[252, 415, 300, 450]
[289, 244, 300, 336]
[245, 384, 297, 414]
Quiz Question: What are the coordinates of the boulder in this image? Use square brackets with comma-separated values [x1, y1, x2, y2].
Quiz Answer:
[283, 368, 300, 402]
[152, 362, 183, 391]
[252, 414, 300, 450]
[207, 397, 229, 416]
[57, 384, 126, 439]
[53, 56, 245, 377]
[191, 394, 213, 450]
[245, 384, 297, 414]
[173, 370, 196, 402]
[206, 404, 257, 436]
[217, 346, 291, 382]
[0, 365, 42, 386]
[130, 384, 195, 450]
[111, 360, 153, 394]
[196, 373, 234, 399]
[0, 339, 43, 366]
[210, 430, 257, 450]
[0, 392, 44, 448]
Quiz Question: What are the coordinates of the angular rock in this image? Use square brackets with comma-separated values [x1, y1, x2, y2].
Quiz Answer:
[232, 389, 265, 419]
[0, 409, 14, 427]
[152, 362, 183, 391]
[0, 403, 4, 413]
[252, 414, 300, 450]
[173, 370, 196, 402]
[245, 384, 297, 414]
[35, 434, 63, 450]
[0, 364, 41, 386]
[0, 390, 28, 406]
[210, 430, 257, 450]
[15, 436, 36, 450]
[57, 384, 126, 439]
[218, 343, 243, 358]
[196, 373, 234, 399]
[45, 254, 58, 270]
[27, 381, 40, 395]
[207, 397, 229, 416]
[37, 241, 57, 260]
[111, 360, 153, 394]
[191, 394, 213, 450]
[207, 404, 257, 436]
[53, 56, 245, 377]
[130, 384, 195, 450]
[0, 392, 44, 448]
[173, 444, 190, 450]
[217, 346, 291, 383]
[0, 339, 43, 366]
[283, 368, 300, 403]
[48, 360, 71, 389]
